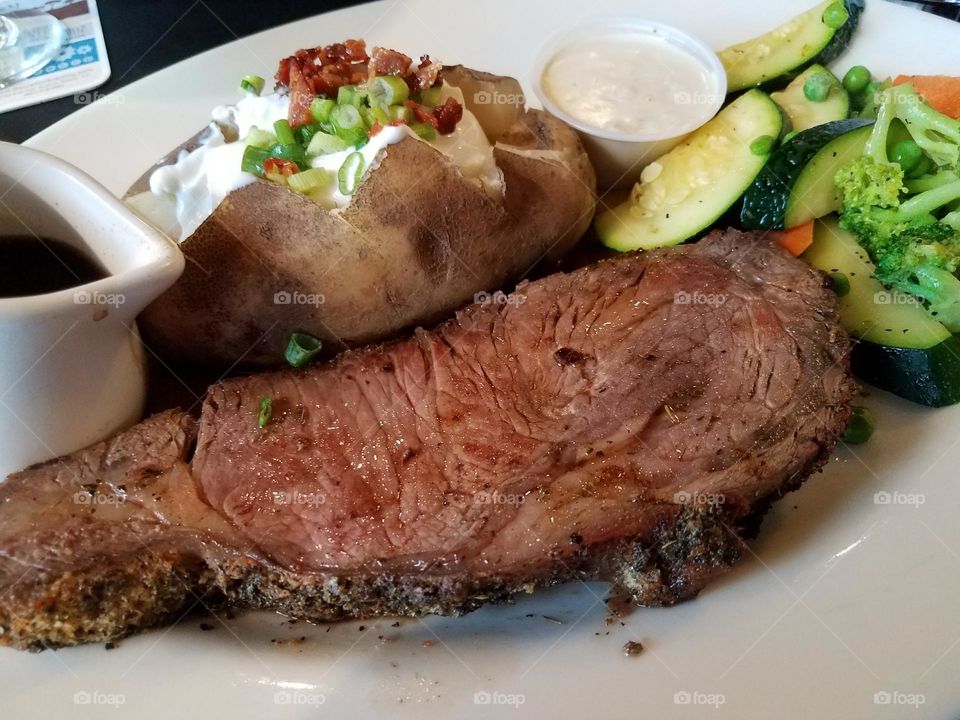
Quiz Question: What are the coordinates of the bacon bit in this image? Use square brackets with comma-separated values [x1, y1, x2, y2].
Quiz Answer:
[276, 39, 369, 103]
[263, 157, 299, 176]
[433, 97, 463, 135]
[405, 97, 463, 135]
[406, 99, 438, 128]
[415, 55, 442, 91]
[276, 39, 460, 132]
[276, 39, 369, 85]
[287, 63, 315, 128]
[370, 46, 413, 77]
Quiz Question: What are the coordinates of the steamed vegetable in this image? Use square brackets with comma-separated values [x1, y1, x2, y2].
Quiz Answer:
[893, 75, 960, 119]
[771, 65, 849, 132]
[775, 220, 815, 256]
[741, 119, 873, 229]
[803, 216, 960, 407]
[595, 90, 782, 251]
[718, 0, 863, 91]
[835, 84, 960, 332]
[842, 406, 875, 444]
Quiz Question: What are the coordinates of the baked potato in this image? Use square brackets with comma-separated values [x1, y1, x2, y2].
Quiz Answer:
[126, 44, 595, 369]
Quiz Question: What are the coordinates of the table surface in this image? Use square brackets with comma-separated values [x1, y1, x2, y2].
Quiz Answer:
[1, 0, 958, 144]
[0, 0, 363, 144]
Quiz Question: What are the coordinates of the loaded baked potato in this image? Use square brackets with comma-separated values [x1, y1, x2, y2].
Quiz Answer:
[126, 41, 596, 369]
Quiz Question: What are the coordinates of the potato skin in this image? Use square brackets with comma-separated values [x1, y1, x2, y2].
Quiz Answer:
[135, 103, 595, 369]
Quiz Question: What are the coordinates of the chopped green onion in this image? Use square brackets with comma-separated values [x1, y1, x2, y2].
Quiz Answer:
[306, 131, 350, 156]
[244, 128, 276, 149]
[241, 145, 271, 176]
[803, 71, 835, 102]
[257, 395, 273, 429]
[287, 168, 334, 194]
[822, 1, 849, 30]
[296, 123, 322, 144]
[390, 105, 413, 124]
[284, 332, 323, 367]
[750, 135, 776, 156]
[829, 271, 850, 297]
[330, 104, 367, 145]
[418, 86, 442, 108]
[409, 122, 437, 141]
[269, 142, 307, 168]
[239, 74, 265, 95]
[331, 103, 363, 132]
[371, 75, 410, 106]
[782, 130, 799, 144]
[360, 103, 391, 129]
[842, 406, 874, 444]
[310, 97, 336, 123]
[337, 85, 365, 108]
[338, 151, 365, 195]
[273, 119, 296, 146]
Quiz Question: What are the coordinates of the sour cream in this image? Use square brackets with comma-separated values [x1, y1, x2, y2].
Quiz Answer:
[540, 31, 721, 138]
[131, 86, 501, 243]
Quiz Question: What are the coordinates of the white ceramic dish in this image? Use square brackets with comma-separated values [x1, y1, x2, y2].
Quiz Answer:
[531, 17, 725, 190]
[8, 1, 960, 718]
[0, 143, 182, 477]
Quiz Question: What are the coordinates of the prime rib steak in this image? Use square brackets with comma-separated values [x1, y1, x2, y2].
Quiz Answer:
[0, 230, 854, 650]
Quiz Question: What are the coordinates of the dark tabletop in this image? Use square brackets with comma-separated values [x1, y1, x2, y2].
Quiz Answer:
[0, 0, 364, 144]
[2, 0, 958, 144]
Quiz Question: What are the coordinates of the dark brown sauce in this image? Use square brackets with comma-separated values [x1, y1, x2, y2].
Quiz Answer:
[0, 235, 107, 298]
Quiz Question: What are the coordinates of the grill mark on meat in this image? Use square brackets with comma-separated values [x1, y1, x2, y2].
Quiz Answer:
[0, 230, 854, 650]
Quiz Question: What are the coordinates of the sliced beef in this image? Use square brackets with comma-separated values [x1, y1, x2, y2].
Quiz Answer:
[0, 230, 854, 650]
[0, 412, 264, 649]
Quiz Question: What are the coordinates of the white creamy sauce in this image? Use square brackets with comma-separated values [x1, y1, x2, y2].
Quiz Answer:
[132, 85, 500, 242]
[542, 33, 718, 137]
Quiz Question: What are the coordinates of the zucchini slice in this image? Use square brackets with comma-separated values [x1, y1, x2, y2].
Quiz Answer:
[803, 216, 960, 407]
[720, 0, 864, 92]
[595, 90, 782, 252]
[740, 118, 872, 230]
[771, 65, 850, 132]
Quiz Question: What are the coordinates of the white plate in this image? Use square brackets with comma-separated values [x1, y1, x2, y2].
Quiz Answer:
[11, 1, 960, 717]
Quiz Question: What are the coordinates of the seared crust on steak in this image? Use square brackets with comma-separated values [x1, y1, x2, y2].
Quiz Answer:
[0, 230, 853, 650]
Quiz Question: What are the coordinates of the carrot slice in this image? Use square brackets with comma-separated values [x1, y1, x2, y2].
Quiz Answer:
[774, 220, 815, 257]
[893, 75, 960, 119]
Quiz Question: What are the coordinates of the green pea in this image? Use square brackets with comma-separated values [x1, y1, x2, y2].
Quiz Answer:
[822, 1, 849, 29]
[890, 140, 923, 174]
[842, 406, 875, 444]
[804, 72, 835, 102]
[842, 65, 871, 94]
[907, 153, 932, 180]
[750, 135, 776, 156]
[829, 271, 851, 297]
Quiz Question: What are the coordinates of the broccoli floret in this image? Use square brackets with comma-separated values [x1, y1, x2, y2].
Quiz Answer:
[834, 82, 960, 330]
[890, 84, 960, 169]
[838, 179, 960, 331]
[944, 210, 960, 232]
[835, 156, 906, 208]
